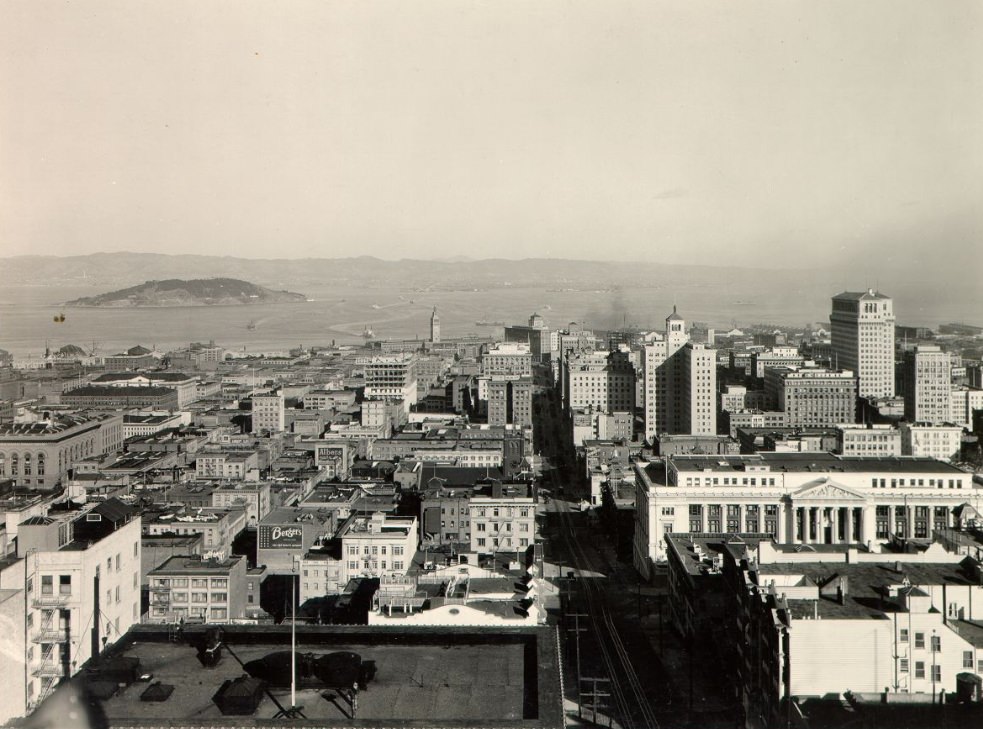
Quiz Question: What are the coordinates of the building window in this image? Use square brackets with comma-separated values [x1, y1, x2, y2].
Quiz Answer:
[59, 575, 71, 595]
[393, 561, 403, 571]
[931, 635, 941, 652]
[915, 633, 925, 649]
[915, 661, 925, 678]
[212, 592, 227, 603]
[932, 665, 941, 682]
[41, 576, 53, 595]
[192, 592, 208, 603]
[963, 651, 973, 669]
[900, 658, 909, 673]
[900, 629, 909, 643]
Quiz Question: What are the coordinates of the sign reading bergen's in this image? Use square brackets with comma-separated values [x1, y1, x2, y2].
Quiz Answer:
[258, 524, 305, 549]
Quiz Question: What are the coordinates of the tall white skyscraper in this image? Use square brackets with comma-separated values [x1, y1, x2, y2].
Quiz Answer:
[830, 289, 895, 399]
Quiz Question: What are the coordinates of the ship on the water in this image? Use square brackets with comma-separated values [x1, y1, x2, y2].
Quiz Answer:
[362, 326, 375, 339]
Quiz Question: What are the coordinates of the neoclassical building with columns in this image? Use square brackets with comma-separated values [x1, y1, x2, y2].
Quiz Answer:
[634, 452, 978, 578]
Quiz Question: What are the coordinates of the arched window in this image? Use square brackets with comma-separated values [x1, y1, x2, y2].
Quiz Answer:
[0, 453, 5, 476]
[37, 453, 45, 476]
[24, 453, 32, 475]
[11, 453, 18, 476]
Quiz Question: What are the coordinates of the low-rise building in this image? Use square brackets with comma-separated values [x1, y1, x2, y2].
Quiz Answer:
[122, 412, 189, 439]
[194, 450, 260, 480]
[142, 507, 247, 560]
[900, 423, 963, 462]
[61, 384, 179, 410]
[257, 508, 336, 574]
[469, 492, 536, 553]
[211, 482, 272, 525]
[147, 554, 248, 624]
[90, 372, 199, 408]
[835, 423, 903, 457]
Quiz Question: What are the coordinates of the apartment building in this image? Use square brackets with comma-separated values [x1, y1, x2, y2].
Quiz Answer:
[338, 512, 418, 584]
[17, 499, 141, 715]
[469, 494, 536, 553]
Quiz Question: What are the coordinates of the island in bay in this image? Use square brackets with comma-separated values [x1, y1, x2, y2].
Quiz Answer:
[64, 277, 307, 307]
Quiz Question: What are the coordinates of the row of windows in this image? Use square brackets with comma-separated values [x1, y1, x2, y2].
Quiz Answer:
[683, 476, 777, 487]
[346, 545, 405, 556]
[347, 560, 404, 571]
[154, 577, 228, 588]
[871, 478, 961, 489]
[0, 451, 47, 476]
[476, 537, 529, 547]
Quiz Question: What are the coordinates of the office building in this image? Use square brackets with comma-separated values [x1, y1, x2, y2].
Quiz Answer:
[830, 290, 895, 399]
[764, 366, 857, 428]
[902, 345, 952, 425]
[364, 354, 418, 413]
[481, 342, 533, 378]
[251, 390, 285, 434]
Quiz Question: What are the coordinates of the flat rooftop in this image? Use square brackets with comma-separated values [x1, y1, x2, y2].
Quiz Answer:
[653, 453, 970, 476]
[763, 560, 975, 619]
[79, 625, 559, 728]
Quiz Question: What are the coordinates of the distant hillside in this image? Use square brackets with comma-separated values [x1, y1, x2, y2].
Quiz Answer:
[65, 278, 307, 307]
[0, 251, 810, 292]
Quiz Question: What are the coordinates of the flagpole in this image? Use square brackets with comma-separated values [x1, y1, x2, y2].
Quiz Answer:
[291, 565, 297, 709]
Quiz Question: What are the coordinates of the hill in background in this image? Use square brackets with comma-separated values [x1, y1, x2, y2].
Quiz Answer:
[65, 277, 307, 307]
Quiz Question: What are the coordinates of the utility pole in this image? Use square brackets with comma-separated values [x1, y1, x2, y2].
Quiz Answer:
[566, 611, 588, 717]
[579, 677, 613, 727]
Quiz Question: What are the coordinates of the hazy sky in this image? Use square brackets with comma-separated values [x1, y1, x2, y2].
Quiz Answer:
[1, 1, 981, 273]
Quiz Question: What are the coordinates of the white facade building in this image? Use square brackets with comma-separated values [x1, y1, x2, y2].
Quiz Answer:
[830, 289, 895, 399]
[633, 452, 974, 577]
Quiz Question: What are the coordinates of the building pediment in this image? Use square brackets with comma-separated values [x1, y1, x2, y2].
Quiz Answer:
[793, 478, 866, 502]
